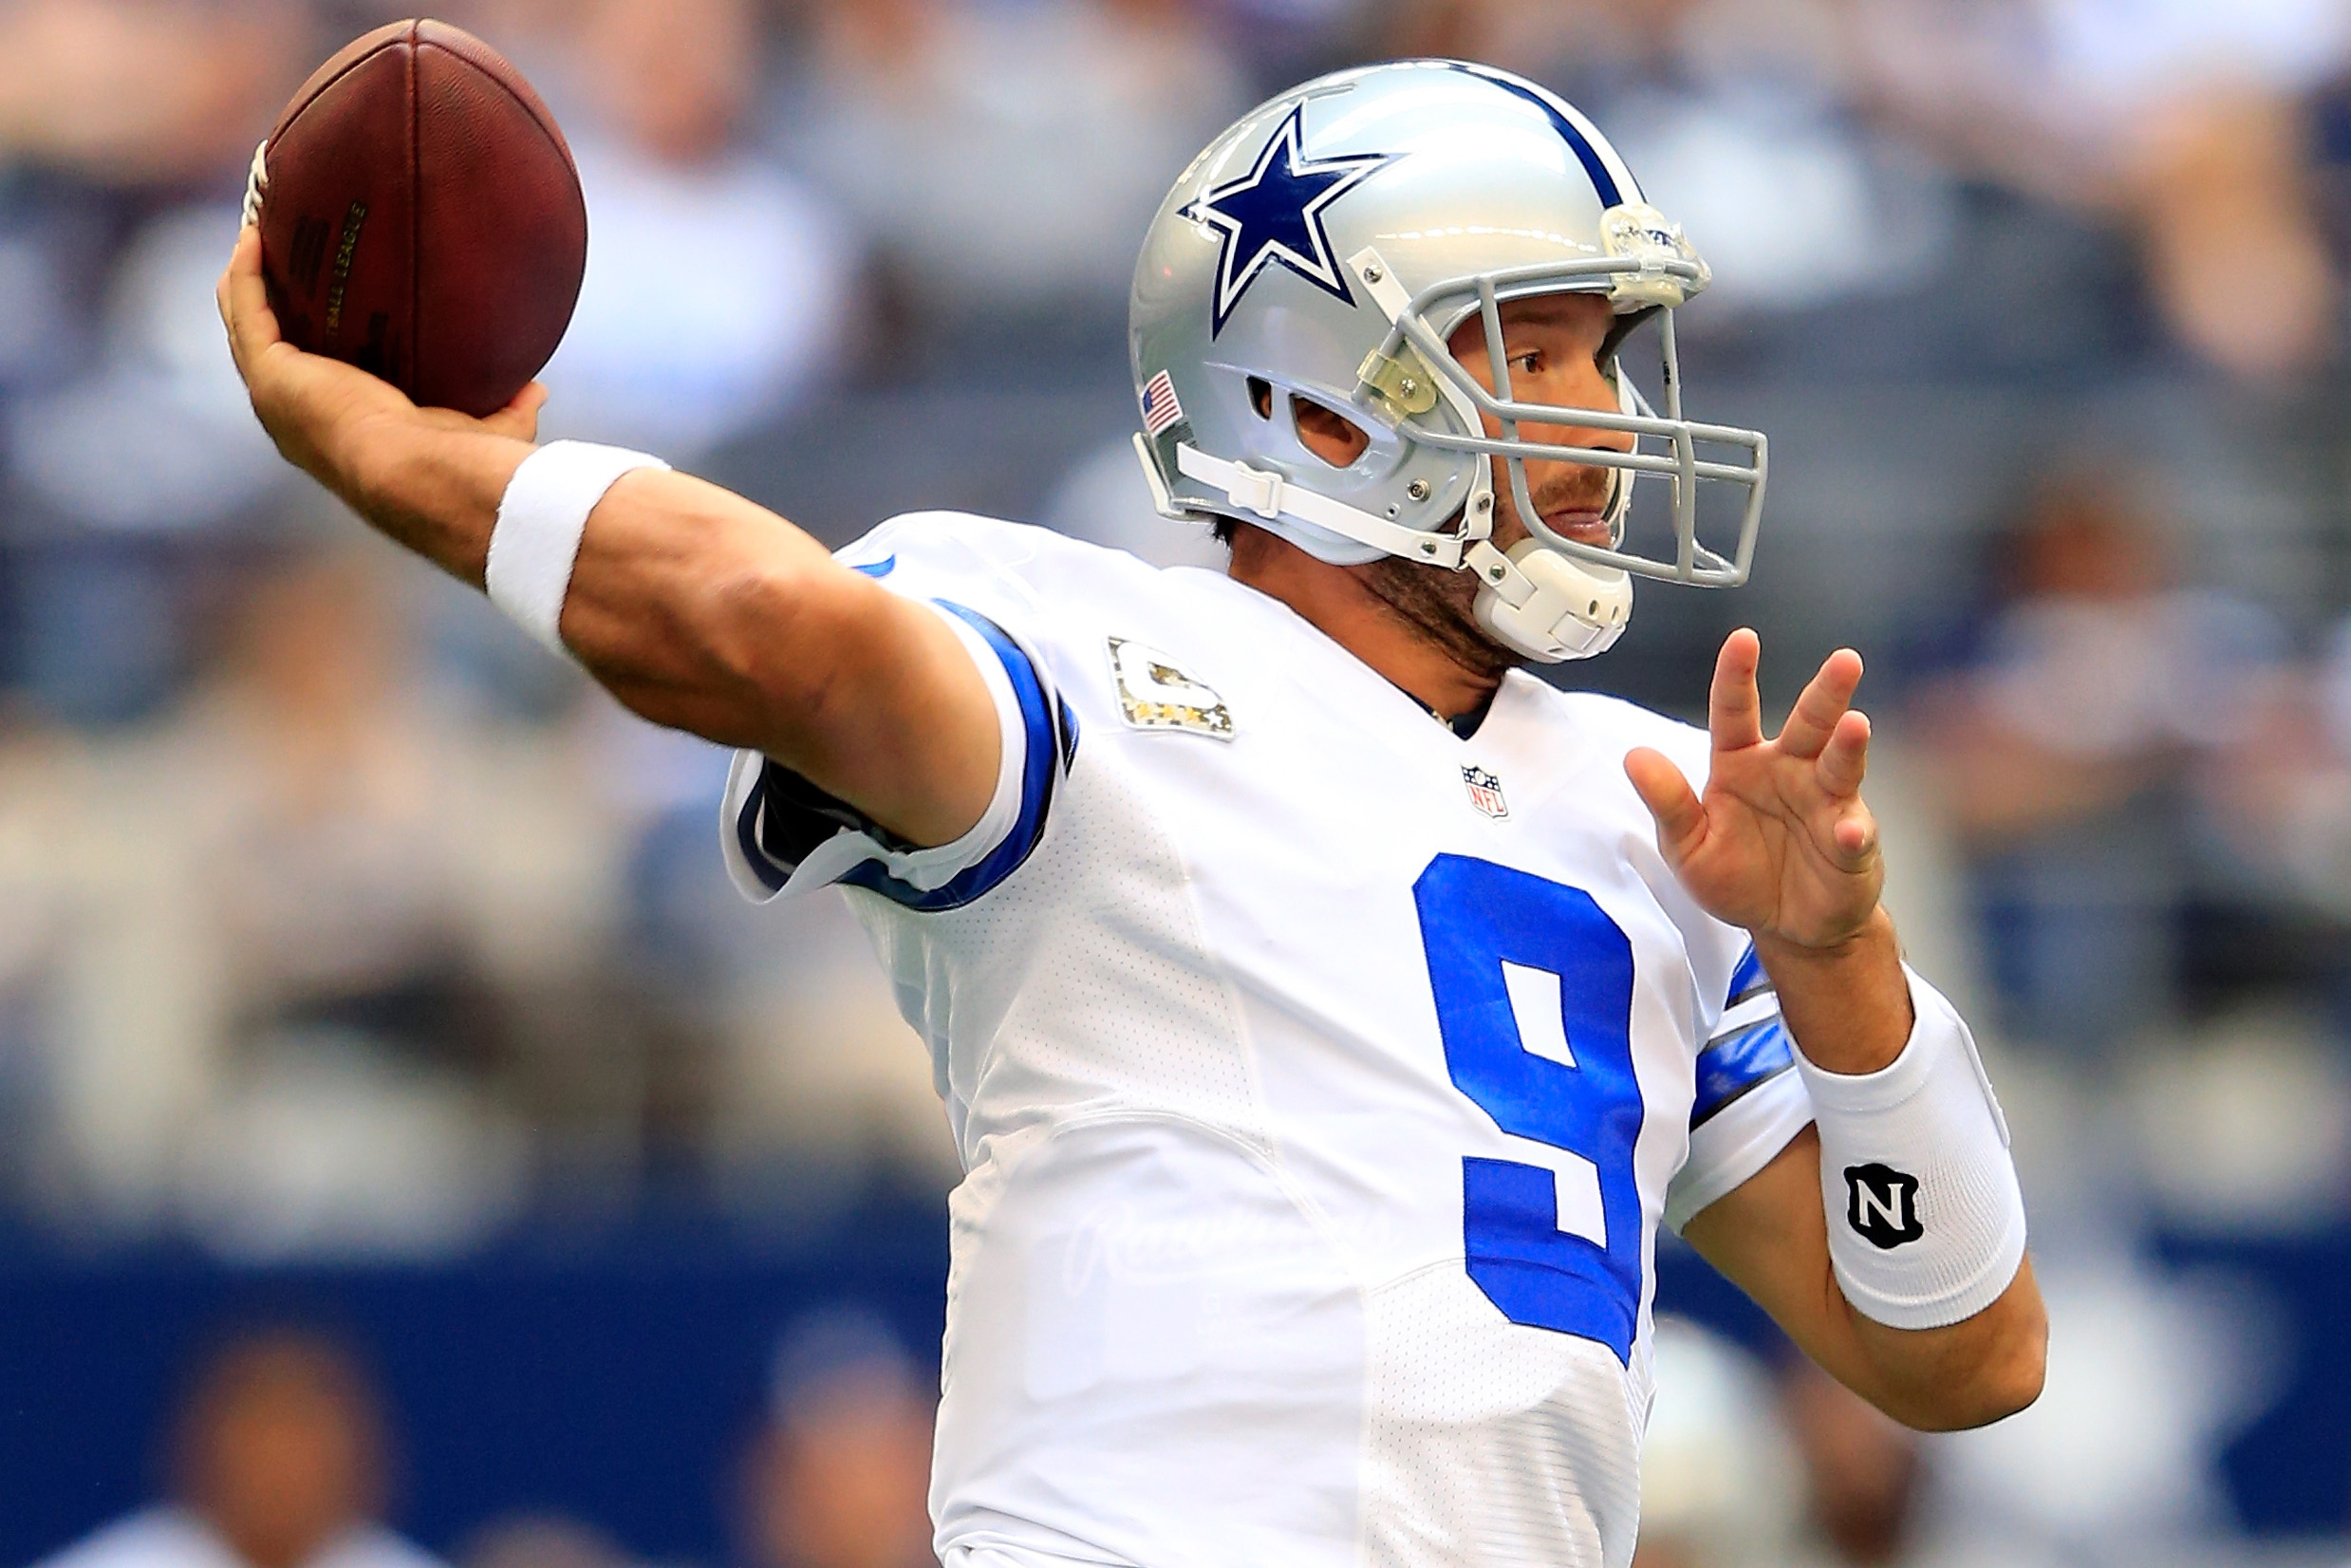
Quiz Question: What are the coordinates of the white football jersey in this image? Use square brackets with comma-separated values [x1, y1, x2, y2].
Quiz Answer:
[720, 514, 1815, 1568]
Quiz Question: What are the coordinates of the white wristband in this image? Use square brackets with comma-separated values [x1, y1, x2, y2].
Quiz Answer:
[1797, 966, 2027, 1331]
[487, 440, 670, 652]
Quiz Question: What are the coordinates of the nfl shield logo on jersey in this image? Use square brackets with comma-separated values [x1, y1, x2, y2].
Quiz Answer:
[1461, 765, 1508, 819]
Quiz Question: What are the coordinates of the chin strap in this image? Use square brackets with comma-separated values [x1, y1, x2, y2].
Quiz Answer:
[1138, 435, 1629, 664]
[1170, 441, 1469, 568]
[1466, 538, 1631, 663]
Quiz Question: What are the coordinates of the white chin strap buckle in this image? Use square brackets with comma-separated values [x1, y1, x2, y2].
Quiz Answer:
[1225, 462, 1286, 520]
[1468, 539, 1633, 663]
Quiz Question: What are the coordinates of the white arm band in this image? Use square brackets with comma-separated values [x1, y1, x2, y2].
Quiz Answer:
[1796, 966, 2027, 1331]
[486, 440, 671, 652]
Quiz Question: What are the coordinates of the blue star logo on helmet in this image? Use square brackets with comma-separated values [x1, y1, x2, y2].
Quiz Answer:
[1183, 103, 1395, 338]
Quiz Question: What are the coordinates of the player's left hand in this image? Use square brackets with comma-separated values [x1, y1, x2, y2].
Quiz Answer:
[1624, 629, 1883, 950]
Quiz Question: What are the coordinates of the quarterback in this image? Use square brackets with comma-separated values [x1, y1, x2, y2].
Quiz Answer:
[221, 61, 2045, 1568]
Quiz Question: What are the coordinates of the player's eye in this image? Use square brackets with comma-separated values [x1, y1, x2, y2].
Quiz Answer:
[1507, 350, 1543, 377]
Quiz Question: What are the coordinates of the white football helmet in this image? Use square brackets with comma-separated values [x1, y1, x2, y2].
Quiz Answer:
[1129, 60, 1767, 663]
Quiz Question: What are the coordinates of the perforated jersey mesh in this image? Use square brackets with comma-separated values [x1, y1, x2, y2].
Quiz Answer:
[850, 752, 1264, 1158]
[1362, 1264, 1645, 1568]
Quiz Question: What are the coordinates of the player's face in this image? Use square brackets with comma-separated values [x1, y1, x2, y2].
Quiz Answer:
[1341, 292, 1638, 682]
[1444, 292, 1632, 551]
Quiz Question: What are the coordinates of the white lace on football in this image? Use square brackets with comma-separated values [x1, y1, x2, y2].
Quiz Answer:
[242, 140, 270, 229]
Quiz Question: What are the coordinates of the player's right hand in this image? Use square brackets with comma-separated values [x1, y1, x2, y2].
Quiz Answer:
[216, 226, 545, 500]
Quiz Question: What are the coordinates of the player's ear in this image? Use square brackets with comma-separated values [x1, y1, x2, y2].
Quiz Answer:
[1290, 395, 1371, 468]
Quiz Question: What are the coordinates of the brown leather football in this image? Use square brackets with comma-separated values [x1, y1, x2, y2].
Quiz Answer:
[252, 19, 588, 418]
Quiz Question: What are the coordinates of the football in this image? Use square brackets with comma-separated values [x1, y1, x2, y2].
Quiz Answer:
[251, 19, 588, 418]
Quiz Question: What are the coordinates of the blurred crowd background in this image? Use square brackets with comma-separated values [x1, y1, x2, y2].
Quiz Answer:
[2, 0, 2350, 1565]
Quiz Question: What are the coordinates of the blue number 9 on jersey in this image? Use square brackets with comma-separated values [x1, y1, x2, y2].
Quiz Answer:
[1413, 854, 1647, 1363]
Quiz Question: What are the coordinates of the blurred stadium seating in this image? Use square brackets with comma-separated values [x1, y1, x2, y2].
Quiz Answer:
[2, 1, 2349, 1564]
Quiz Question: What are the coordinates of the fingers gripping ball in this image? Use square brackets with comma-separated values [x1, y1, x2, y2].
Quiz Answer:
[247, 18, 588, 418]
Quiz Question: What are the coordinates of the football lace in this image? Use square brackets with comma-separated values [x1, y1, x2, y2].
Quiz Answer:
[241, 139, 270, 230]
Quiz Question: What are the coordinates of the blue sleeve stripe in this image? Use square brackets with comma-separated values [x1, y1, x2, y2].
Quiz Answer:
[842, 602, 1068, 912]
[1726, 943, 1771, 1006]
[735, 788, 792, 893]
[1690, 1019, 1796, 1129]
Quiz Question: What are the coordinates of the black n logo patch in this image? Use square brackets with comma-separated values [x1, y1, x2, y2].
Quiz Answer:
[1843, 1163, 1924, 1250]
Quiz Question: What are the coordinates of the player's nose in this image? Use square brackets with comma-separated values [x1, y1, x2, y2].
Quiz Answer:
[1537, 362, 1633, 454]
[1536, 417, 1633, 457]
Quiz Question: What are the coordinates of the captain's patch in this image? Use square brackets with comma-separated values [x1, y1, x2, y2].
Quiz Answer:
[1108, 637, 1233, 739]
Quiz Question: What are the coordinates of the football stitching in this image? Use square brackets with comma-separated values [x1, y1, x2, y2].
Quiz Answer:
[270, 30, 407, 144]
[417, 34, 581, 168]
[412, 36, 588, 405]
[407, 22, 420, 400]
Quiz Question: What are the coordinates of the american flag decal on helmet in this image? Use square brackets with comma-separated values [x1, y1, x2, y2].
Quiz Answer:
[1140, 370, 1185, 436]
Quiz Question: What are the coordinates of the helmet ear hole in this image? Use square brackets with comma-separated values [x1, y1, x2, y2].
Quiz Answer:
[1247, 377, 1274, 419]
[1289, 395, 1371, 469]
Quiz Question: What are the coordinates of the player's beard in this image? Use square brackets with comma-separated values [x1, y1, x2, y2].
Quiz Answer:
[1354, 463, 1615, 682]
[1357, 551, 1521, 681]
